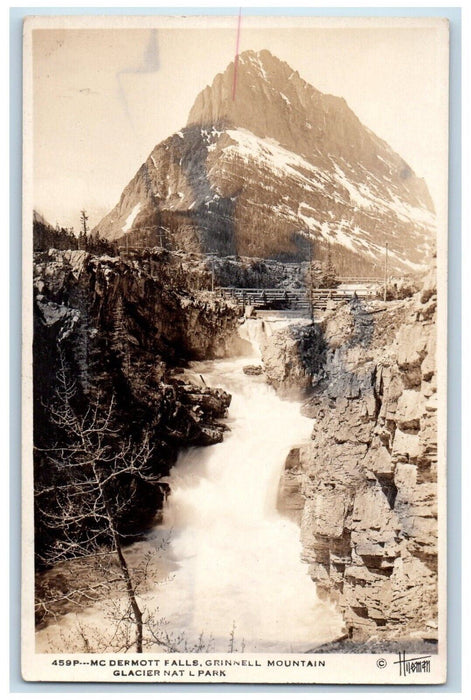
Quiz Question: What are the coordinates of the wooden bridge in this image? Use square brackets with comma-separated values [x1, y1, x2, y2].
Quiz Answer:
[337, 277, 382, 284]
[221, 288, 309, 311]
[220, 285, 379, 312]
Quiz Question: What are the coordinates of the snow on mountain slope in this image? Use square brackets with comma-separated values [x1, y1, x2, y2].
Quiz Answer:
[122, 203, 142, 233]
[94, 50, 435, 275]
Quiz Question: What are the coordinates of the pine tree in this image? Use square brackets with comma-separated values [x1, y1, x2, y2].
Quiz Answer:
[321, 243, 340, 288]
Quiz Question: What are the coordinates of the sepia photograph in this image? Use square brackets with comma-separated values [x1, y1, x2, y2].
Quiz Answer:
[21, 13, 449, 684]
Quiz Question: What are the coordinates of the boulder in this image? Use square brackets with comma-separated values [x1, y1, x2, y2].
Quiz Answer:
[242, 364, 263, 376]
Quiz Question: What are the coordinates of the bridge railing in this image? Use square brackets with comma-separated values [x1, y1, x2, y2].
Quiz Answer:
[220, 287, 376, 298]
[219, 286, 377, 311]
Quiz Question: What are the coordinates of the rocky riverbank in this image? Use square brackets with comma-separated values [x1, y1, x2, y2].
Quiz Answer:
[33, 247, 440, 647]
[264, 272, 439, 645]
[33, 248, 242, 571]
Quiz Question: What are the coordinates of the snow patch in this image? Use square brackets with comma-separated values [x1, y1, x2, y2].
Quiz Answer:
[122, 203, 141, 233]
[387, 193, 436, 227]
[333, 164, 372, 209]
[224, 128, 326, 191]
[245, 52, 268, 81]
[331, 161, 435, 232]
[297, 204, 322, 233]
[376, 154, 392, 170]
[256, 55, 268, 81]
[334, 229, 356, 252]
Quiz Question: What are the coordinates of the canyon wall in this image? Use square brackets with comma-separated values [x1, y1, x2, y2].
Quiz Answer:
[33, 249, 241, 563]
[268, 273, 439, 644]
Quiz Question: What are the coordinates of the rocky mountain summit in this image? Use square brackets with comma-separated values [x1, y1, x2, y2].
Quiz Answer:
[94, 50, 434, 276]
[266, 270, 438, 644]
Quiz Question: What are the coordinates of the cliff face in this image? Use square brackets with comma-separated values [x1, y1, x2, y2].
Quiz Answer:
[94, 50, 434, 275]
[33, 249, 241, 561]
[189, 49, 430, 208]
[268, 273, 438, 643]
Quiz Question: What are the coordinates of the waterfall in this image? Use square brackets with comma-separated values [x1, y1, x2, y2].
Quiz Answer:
[36, 318, 344, 653]
[143, 321, 343, 651]
[237, 317, 269, 358]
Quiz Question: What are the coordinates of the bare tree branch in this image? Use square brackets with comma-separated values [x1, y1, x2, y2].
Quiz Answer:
[35, 355, 155, 652]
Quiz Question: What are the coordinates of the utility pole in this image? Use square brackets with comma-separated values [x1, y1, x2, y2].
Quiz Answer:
[309, 229, 315, 323]
[158, 226, 171, 249]
[383, 242, 389, 302]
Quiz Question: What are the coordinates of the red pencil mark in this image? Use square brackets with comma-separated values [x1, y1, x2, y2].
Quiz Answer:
[232, 9, 242, 101]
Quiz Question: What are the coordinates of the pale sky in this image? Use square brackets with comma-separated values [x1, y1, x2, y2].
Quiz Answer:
[32, 17, 448, 233]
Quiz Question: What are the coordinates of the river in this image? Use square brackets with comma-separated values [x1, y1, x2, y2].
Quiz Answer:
[36, 318, 344, 653]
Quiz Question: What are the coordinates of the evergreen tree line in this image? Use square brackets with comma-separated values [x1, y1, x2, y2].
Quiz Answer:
[33, 219, 116, 256]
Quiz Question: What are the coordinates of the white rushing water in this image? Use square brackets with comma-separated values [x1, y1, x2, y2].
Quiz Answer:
[36, 318, 343, 653]
[149, 359, 343, 651]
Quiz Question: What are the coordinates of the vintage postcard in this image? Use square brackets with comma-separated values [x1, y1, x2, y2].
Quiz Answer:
[22, 14, 449, 684]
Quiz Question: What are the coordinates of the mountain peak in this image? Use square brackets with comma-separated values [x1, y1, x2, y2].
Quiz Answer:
[237, 48, 281, 69]
[187, 49, 371, 166]
[236, 48, 298, 87]
[95, 49, 434, 273]
[187, 49, 313, 146]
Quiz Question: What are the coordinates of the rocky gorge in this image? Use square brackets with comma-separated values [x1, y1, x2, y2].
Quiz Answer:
[33, 245, 440, 650]
[33, 248, 242, 571]
[266, 271, 439, 646]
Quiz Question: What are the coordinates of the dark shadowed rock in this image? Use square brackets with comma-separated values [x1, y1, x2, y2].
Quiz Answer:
[243, 364, 263, 376]
[33, 248, 238, 561]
